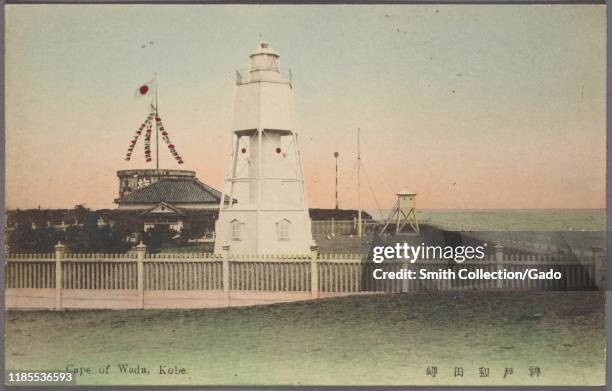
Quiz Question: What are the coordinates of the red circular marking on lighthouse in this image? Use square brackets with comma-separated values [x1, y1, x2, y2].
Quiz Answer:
[241, 148, 247, 154]
[276, 147, 281, 154]
[139, 85, 149, 95]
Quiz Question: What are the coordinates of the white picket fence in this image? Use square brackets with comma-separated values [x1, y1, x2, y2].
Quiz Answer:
[4, 243, 603, 310]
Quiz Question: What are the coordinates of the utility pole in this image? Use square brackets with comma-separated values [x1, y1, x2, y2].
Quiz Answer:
[334, 151, 339, 209]
[357, 128, 362, 237]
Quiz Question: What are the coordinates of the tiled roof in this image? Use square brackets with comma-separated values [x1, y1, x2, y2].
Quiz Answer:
[116, 179, 222, 204]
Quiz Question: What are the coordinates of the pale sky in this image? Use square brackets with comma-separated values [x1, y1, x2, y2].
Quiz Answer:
[5, 4, 606, 210]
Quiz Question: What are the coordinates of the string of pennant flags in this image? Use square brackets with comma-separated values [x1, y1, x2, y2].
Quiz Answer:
[125, 106, 184, 164]
[156, 114, 184, 164]
[144, 118, 153, 162]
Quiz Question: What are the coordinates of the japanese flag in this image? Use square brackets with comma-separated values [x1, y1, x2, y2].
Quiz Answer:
[135, 80, 155, 98]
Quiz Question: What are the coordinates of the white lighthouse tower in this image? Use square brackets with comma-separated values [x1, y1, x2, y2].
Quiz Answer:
[214, 42, 315, 254]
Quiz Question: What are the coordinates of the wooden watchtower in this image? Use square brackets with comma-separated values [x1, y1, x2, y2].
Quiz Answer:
[379, 189, 419, 235]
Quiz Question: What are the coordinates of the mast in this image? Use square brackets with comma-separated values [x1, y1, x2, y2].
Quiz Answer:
[357, 128, 362, 237]
[334, 151, 339, 209]
[154, 72, 159, 170]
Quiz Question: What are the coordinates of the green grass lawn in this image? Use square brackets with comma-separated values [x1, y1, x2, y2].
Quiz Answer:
[5, 291, 604, 386]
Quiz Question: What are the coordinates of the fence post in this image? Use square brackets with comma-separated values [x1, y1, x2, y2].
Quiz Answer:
[402, 258, 411, 293]
[310, 246, 319, 299]
[494, 243, 504, 289]
[592, 247, 604, 290]
[54, 242, 66, 310]
[222, 245, 230, 307]
[135, 242, 146, 309]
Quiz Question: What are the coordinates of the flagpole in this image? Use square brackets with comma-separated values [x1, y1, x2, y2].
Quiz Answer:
[155, 72, 159, 170]
[357, 127, 362, 238]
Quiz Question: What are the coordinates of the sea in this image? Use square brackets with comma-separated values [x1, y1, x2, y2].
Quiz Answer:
[365, 209, 605, 232]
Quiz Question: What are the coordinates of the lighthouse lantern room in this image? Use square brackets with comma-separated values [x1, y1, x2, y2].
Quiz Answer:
[214, 42, 315, 254]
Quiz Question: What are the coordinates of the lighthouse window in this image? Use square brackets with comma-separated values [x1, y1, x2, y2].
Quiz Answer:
[231, 219, 243, 241]
[276, 219, 291, 241]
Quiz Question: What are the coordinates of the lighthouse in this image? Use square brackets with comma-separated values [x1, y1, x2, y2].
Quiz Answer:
[214, 42, 315, 254]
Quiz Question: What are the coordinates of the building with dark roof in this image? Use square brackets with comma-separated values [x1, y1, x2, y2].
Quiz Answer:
[116, 176, 222, 209]
[114, 169, 225, 235]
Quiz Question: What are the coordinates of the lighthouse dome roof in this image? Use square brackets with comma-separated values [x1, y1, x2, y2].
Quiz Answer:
[397, 189, 417, 196]
[250, 42, 279, 58]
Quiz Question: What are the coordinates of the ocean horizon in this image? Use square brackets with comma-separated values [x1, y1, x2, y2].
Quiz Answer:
[363, 208, 605, 232]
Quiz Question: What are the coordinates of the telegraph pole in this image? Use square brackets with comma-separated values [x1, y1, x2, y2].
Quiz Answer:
[334, 152, 339, 209]
[357, 128, 362, 237]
